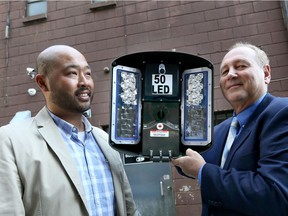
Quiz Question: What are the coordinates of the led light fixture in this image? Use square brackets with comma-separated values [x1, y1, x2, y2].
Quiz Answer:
[109, 51, 213, 161]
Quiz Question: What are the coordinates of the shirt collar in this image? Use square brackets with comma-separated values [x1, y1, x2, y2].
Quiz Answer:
[235, 93, 267, 127]
[46, 107, 93, 136]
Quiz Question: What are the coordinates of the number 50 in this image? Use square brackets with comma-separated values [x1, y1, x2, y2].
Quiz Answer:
[154, 74, 166, 84]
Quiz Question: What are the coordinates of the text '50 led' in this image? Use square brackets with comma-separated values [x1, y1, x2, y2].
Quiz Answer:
[109, 52, 213, 162]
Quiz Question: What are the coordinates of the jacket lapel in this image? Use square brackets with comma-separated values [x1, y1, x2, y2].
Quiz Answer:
[92, 127, 126, 216]
[34, 107, 90, 212]
[223, 125, 251, 169]
[204, 120, 230, 165]
[223, 94, 274, 168]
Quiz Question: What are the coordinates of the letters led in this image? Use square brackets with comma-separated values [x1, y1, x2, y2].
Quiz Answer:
[152, 74, 173, 95]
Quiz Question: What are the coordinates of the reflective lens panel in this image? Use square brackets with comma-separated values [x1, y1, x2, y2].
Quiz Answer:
[181, 67, 212, 146]
[111, 65, 141, 144]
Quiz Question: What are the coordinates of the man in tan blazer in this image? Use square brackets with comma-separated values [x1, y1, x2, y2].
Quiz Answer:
[0, 45, 139, 216]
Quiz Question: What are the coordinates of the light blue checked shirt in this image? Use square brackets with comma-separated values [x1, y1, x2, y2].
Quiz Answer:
[48, 109, 115, 216]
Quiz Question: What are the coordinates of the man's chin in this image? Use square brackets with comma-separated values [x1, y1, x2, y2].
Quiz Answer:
[81, 105, 92, 113]
[78, 106, 89, 112]
[69, 105, 90, 114]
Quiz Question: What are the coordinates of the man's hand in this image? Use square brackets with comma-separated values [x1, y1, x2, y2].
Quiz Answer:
[171, 148, 206, 179]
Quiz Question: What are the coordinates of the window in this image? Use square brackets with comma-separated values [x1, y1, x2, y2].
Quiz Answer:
[89, 0, 116, 11]
[26, 0, 47, 17]
[91, 0, 106, 2]
[214, 110, 233, 126]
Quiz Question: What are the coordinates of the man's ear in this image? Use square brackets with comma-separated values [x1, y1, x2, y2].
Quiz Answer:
[35, 74, 49, 92]
[263, 64, 271, 84]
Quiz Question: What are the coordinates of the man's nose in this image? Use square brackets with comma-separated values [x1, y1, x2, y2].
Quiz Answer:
[78, 73, 88, 87]
[227, 67, 237, 78]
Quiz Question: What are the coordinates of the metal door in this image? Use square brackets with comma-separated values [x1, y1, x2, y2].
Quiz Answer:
[123, 157, 175, 216]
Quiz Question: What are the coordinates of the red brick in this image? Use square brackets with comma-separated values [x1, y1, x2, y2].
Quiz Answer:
[258, 20, 286, 34]
[49, 9, 67, 21]
[242, 11, 269, 24]
[197, 42, 221, 55]
[215, 1, 238, 8]
[126, 12, 147, 25]
[204, 7, 229, 21]
[126, 41, 162, 53]
[149, 28, 170, 41]
[233, 24, 258, 37]
[105, 17, 125, 29]
[85, 21, 105, 33]
[161, 37, 185, 50]
[208, 29, 233, 42]
[253, 1, 280, 12]
[214, 87, 224, 100]
[269, 80, 284, 93]
[93, 91, 110, 103]
[0, 4, 288, 215]
[265, 42, 288, 56]
[135, 1, 158, 13]
[268, 8, 285, 20]
[91, 112, 110, 127]
[176, 205, 202, 216]
[122, 3, 136, 15]
[56, 17, 75, 29]
[169, 4, 193, 17]
[194, 20, 218, 33]
[218, 16, 243, 29]
[174, 178, 200, 192]
[271, 31, 288, 43]
[94, 80, 110, 93]
[242, 33, 272, 47]
[215, 98, 232, 112]
[228, 2, 254, 16]
[125, 24, 139, 35]
[126, 32, 149, 45]
[185, 32, 209, 45]
[93, 102, 109, 115]
[280, 79, 288, 91]
[171, 24, 195, 37]
[275, 54, 288, 67]
[191, 1, 216, 13]
[147, 7, 170, 21]
[271, 66, 288, 80]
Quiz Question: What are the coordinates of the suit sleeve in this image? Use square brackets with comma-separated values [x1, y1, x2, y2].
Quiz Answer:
[0, 126, 25, 215]
[201, 105, 288, 215]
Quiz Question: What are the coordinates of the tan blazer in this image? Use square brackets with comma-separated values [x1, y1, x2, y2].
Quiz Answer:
[0, 107, 139, 216]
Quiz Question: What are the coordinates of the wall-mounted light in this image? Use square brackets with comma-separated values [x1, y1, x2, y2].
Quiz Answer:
[104, 66, 110, 73]
[27, 88, 36, 96]
[26, 67, 36, 79]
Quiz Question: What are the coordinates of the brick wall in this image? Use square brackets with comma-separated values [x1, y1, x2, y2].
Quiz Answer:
[0, 1, 287, 215]
[172, 165, 202, 216]
[1, 1, 287, 126]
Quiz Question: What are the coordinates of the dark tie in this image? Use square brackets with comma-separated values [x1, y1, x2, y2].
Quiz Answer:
[221, 117, 239, 168]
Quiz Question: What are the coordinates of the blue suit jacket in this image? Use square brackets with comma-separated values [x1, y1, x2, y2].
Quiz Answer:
[201, 94, 288, 216]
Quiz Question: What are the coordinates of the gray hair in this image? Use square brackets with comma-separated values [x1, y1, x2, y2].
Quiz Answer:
[229, 42, 270, 67]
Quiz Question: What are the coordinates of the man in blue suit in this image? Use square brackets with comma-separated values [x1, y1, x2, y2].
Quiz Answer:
[172, 42, 288, 215]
